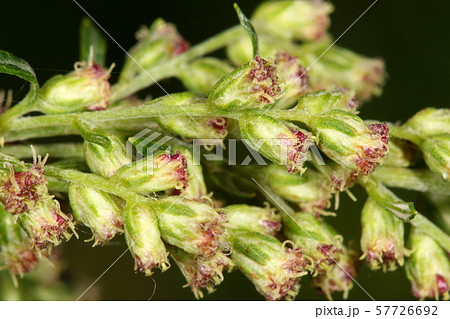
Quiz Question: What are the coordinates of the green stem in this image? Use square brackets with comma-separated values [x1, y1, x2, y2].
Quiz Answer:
[111, 26, 242, 101]
[0, 84, 39, 129]
[359, 176, 417, 222]
[372, 166, 450, 195]
[1, 143, 84, 159]
[411, 213, 450, 252]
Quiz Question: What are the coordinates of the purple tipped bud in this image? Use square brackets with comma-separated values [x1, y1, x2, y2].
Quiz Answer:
[221, 203, 281, 236]
[360, 198, 406, 271]
[406, 229, 450, 300]
[169, 246, 233, 299]
[208, 56, 281, 110]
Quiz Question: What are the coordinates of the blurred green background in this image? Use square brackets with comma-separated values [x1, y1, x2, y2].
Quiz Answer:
[0, 0, 449, 300]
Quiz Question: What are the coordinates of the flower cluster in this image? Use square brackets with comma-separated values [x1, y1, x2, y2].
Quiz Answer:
[0, 0, 449, 302]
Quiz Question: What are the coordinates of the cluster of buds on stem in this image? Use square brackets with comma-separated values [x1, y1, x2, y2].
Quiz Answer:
[0, 155, 74, 250]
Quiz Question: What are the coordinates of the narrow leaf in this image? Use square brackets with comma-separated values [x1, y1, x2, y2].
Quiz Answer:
[79, 17, 107, 66]
[0, 50, 37, 84]
[233, 3, 259, 58]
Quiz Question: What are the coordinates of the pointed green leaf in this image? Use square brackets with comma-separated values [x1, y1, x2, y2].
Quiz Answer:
[234, 3, 259, 58]
[0, 50, 37, 85]
[79, 17, 107, 66]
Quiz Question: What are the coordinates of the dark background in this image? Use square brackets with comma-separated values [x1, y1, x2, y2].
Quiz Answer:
[1, 0, 449, 300]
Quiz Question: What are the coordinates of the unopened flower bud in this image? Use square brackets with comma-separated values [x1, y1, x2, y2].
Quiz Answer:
[360, 198, 407, 271]
[123, 200, 169, 276]
[228, 230, 307, 301]
[283, 212, 345, 275]
[169, 246, 233, 299]
[152, 197, 226, 257]
[271, 52, 310, 109]
[39, 60, 112, 114]
[18, 198, 74, 250]
[0, 204, 39, 279]
[298, 43, 386, 102]
[402, 108, 450, 136]
[239, 114, 314, 173]
[120, 18, 189, 81]
[221, 203, 281, 236]
[313, 247, 357, 300]
[111, 151, 189, 194]
[406, 229, 450, 300]
[294, 89, 359, 114]
[208, 56, 281, 110]
[306, 112, 389, 175]
[263, 165, 333, 214]
[416, 134, 450, 181]
[252, 0, 334, 41]
[153, 93, 227, 140]
[68, 184, 124, 246]
[177, 58, 234, 95]
[76, 120, 130, 178]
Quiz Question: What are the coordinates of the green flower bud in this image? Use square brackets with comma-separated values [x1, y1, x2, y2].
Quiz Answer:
[239, 114, 314, 173]
[313, 247, 357, 300]
[263, 165, 333, 214]
[18, 198, 74, 250]
[177, 58, 234, 95]
[169, 246, 233, 299]
[153, 197, 226, 257]
[294, 89, 359, 114]
[68, 184, 124, 246]
[252, 0, 334, 41]
[416, 134, 450, 180]
[272, 52, 310, 109]
[0, 204, 39, 279]
[111, 151, 189, 194]
[227, 230, 307, 301]
[123, 200, 169, 276]
[153, 93, 227, 141]
[298, 42, 386, 102]
[76, 120, 130, 178]
[208, 56, 281, 111]
[403, 108, 450, 136]
[360, 198, 406, 271]
[39, 60, 112, 114]
[306, 111, 389, 175]
[120, 18, 189, 81]
[406, 229, 450, 300]
[221, 203, 281, 236]
[283, 212, 345, 275]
